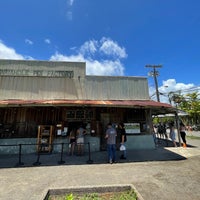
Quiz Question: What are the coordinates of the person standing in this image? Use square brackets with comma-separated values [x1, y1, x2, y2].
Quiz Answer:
[118, 123, 127, 159]
[162, 123, 168, 139]
[76, 124, 86, 156]
[157, 122, 163, 138]
[180, 122, 187, 147]
[68, 128, 76, 156]
[105, 123, 117, 164]
[169, 121, 177, 147]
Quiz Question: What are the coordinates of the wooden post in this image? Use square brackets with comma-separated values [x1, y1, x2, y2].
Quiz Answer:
[175, 112, 181, 147]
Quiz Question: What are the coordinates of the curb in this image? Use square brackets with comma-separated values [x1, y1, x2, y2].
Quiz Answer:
[44, 184, 144, 200]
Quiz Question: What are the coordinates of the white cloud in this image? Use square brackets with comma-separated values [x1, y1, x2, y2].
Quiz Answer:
[80, 40, 98, 56]
[86, 59, 124, 76]
[149, 78, 196, 104]
[66, 0, 74, 21]
[0, 40, 25, 60]
[0, 40, 34, 60]
[44, 39, 51, 44]
[66, 11, 73, 20]
[25, 39, 33, 45]
[70, 46, 77, 51]
[68, 0, 74, 6]
[160, 79, 194, 93]
[50, 51, 85, 62]
[50, 51, 124, 76]
[78, 38, 127, 59]
[50, 37, 126, 76]
[0, 37, 126, 76]
[100, 37, 127, 58]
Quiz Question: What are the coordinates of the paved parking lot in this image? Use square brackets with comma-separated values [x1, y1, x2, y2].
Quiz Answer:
[0, 132, 200, 200]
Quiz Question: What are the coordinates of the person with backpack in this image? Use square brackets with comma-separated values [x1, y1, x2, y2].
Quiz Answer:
[118, 123, 127, 159]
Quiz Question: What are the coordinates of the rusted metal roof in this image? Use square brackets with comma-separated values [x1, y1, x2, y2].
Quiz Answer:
[0, 99, 171, 106]
[0, 94, 175, 114]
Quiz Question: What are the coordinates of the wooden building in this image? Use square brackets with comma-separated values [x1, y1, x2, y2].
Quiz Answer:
[0, 59, 174, 153]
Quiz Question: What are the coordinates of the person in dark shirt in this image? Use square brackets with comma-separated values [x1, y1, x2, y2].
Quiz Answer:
[68, 128, 76, 156]
[180, 122, 187, 147]
[118, 123, 127, 159]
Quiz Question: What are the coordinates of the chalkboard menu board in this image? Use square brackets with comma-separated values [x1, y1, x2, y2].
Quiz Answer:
[66, 110, 75, 118]
[85, 110, 93, 119]
[76, 110, 84, 119]
[66, 109, 94, 119]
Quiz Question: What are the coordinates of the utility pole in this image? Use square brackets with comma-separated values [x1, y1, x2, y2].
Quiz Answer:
[146, 64, 162, 102]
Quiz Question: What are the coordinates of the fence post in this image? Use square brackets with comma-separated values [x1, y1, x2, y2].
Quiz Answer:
[58, 143, 65, 164]
[86, 142, 93, 164]
[15, 144, 24, 167]
[33, 145, 41, 166]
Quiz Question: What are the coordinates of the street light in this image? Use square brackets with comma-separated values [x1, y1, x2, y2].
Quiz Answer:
[146, 64, 162, 102]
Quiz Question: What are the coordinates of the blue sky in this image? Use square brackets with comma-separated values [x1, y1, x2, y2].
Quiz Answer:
[0, 0, 200, 103]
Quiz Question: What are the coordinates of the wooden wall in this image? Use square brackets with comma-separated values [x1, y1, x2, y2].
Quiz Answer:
[0, 106, 146, 138]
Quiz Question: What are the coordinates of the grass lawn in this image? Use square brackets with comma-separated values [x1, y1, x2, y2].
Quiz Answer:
[186, 135, 200, 140]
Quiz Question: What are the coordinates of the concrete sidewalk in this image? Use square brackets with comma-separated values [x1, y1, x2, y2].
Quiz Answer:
[0, 136, 200, 200]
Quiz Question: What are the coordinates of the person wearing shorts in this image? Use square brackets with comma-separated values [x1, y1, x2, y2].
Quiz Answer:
[76, 125, 86, 155]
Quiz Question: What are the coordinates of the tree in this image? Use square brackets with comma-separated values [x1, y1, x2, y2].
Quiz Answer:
[178, 92, 200, 125]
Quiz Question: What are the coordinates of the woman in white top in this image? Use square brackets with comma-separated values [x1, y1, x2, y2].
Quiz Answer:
[169, 122, 177, 147]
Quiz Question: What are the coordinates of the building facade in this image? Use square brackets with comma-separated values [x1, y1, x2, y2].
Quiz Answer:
[0, 60, 174, 154]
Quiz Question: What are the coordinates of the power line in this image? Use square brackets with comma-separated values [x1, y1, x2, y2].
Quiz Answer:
[160, 86, 200, 96]
[146, 64, 162, 102]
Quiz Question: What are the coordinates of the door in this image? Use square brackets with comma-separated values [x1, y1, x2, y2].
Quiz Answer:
[100, 113, 110, 150]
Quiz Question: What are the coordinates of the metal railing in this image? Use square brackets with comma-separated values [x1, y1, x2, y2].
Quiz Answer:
[0, 142, 93, 167]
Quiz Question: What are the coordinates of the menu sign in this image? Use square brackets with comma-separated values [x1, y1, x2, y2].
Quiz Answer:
[124, 123, 140, 134]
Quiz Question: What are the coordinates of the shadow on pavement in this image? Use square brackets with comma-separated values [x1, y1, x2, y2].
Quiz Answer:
[0, 145, 188, 169]
[156, 138, 197, 148]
